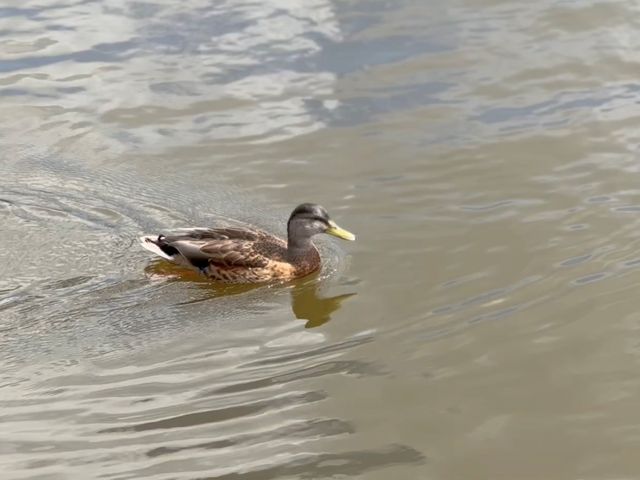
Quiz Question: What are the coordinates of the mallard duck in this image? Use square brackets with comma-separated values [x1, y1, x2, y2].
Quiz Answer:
[139, 203, 355, 283]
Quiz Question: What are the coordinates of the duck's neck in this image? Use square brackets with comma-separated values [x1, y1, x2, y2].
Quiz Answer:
[287, 235, 314, 262]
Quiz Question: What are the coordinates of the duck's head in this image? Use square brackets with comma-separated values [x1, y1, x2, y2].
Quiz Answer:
[287, 203, 356, 247]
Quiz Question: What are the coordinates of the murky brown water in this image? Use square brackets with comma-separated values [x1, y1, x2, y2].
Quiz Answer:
[4, 0, 640, 478]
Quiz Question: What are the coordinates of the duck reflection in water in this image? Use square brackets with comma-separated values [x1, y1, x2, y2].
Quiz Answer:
[144, 261, 356, 328]
[289, 280, 356, 328]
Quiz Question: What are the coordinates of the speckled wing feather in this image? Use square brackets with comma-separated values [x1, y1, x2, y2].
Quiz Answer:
[161, 227, 287, 268]
[199, 239, 271, 267]
[164, 227, 260, 242]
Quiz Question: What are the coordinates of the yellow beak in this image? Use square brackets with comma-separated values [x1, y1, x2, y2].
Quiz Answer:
[326, 220, 356, 241]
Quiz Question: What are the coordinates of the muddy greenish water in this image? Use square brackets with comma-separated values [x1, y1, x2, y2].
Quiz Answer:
[4, 0, 640, 479]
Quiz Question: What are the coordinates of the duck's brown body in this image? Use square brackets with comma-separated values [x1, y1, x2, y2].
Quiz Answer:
[140, 203, 354, 284]
[141, 227, 321, 283]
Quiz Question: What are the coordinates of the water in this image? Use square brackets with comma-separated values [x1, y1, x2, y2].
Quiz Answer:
[3, 0, 640, 478]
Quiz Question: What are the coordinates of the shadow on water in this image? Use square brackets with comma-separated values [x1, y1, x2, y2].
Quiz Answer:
[144, 259, 357, 328]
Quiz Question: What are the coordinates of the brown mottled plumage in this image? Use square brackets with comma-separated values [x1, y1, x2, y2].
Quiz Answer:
[139, 204, 355, 284]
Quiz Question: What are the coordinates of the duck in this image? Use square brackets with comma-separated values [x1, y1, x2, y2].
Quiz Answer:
[139, 203, 355, 283]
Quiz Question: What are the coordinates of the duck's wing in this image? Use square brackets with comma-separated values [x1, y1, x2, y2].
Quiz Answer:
[165, 227, 261, 242]
[198, 239, 272, 267]
[141, 227, 284, 268]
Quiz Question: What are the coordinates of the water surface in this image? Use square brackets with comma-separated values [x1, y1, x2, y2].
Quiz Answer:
[3, 0, 640, 478]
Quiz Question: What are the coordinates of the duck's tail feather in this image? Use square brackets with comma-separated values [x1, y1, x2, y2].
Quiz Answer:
[139, 235, 176, 261]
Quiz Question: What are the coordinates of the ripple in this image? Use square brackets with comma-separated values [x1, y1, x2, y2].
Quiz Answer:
[193, 445, 425, 480]
[145, 418, 354, 458]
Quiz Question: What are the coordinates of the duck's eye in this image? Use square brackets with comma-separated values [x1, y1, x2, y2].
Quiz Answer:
[310, 216, 329, 225]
